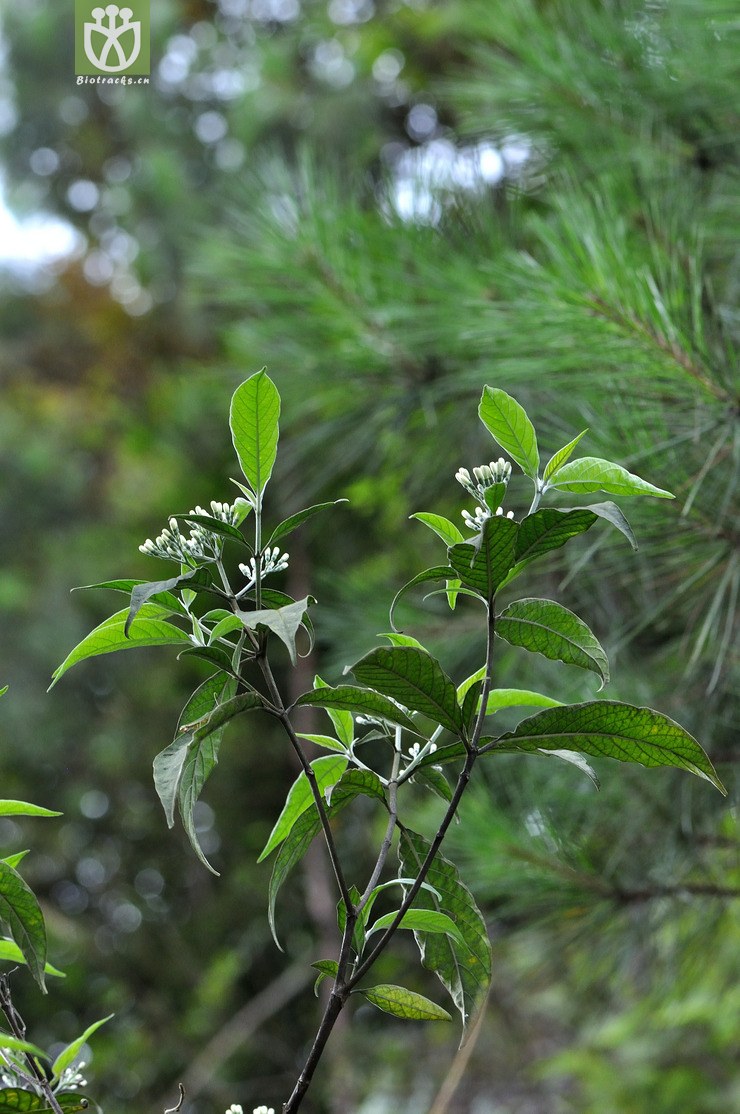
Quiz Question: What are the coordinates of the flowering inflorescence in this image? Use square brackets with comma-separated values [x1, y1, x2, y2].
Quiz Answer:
[237, 547, 289, 597]
[456, 459, 514, 532]
[139, 501, 240, 564]
[223, 1106, 275, 1114]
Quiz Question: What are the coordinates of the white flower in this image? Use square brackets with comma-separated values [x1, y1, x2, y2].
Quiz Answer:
[225, 1106, 243, 1114]
[252, 1107, 275, 1114]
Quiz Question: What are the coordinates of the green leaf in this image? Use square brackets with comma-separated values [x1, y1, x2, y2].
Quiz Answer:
[0, 1093, 47, 1112]
[258, 755, 348, 862]
[1, 853, 29, 869]
[380, 632, 426, 650]
[367, 909, 466, 947]
[73, 580, 187, 615]
[486, 702, 725, 793]
[447, 515, 519, 601]
[311, 959, 339, 996]
[484, 688, 563, 714]
[351, 647, 463, 735]
[360, 984, 452, 1022]
[179, 645, 237, 675]
[545, 457, 674, 498]
[478, 387, 539, 479]
[389, 566, 459, 630]
[268, 769, 386, 948]
[313, 676, 353, 746]
[230, 369, 281, 497]
[0, 939, 64, 977]
[238, 597, 313, 666]
[125, 569, 214, 637]
[0, 686, 6, 698]
[414, 764, 453, 803]
[0, 802, 61, 819]
[295, 733, 347, 754]
[57, 1097, 93, 1113]
[534, 749, 601, 788]
[456, 667, 486, 703]
[153, 690, 261, 854]
[410, 513, 465, 547]
[514, 508, 597, 566]
[497, 597, 610, 687]
[50, 606, 190, 689]
[0, 861, 46, 991]
[0, 1038, 47, 1059]
[176, 678, 240, 874]
[580, 501, 638, 550]
[398, 830, 491, 1036]
[295, 686, 423, 736]
[417, 741, 468, 769]
[267, 500, 348, 547]
[542, 428, 589, 482]
[208, 614, 245, 642]
[51, 1014, 113, 1080]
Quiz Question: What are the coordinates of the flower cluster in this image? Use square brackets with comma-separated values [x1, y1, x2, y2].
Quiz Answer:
[224, 1106, 274, 1114]
[237, 547, 289, 596]
[455, 459, 512, 503]
[403, 739, 439, 775]
[455, 458, 514, 532]
[461, 504, 515, 531]
[139, 501, 240, 564]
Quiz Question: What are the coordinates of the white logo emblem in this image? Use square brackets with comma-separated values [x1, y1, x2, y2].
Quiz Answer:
[84, 5, 141, 72]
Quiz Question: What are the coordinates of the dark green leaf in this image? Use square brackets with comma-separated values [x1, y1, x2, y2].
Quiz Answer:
[460, 682, 482, 730]
[295, 686, 423, 736]
[514, 508, 597, 566]
[0, 861, 46, 991]
[360, 984, 452, 1022]
[238, 597, 313, 665]
[351, 647, 463, 735]
[414, 764, 453, 803]
[542, 428, 589, 481]
[125, 568, 215, 637]
[258, 755, 348, 862]
[230, 369, 280, 497]
[267, 500, 348, 547]
[398, 830, 491, 1036]
[485, 701, 725, 792]
[50, 606, 190, 689]
[478, 387, 539, 479]
[417, 741, 468, 769]
[579, 501, 638, 550]
[178, 645, 237, 675]
[546, 456, 674, 498]
[448, 515, 519, 601]
[154, 691, 262, 845]
[177, 677, 239, 873]
[497, 597, 610, 687]
[389, 566, 459, 630]
[398, 831, 491, 1036]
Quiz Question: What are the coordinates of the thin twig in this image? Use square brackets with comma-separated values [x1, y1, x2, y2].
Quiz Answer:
[259, 655, 354, 913]
[0, 976, 64, 1114]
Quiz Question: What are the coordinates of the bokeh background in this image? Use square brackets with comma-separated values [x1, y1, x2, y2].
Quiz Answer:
[0, 1, 737, 1112]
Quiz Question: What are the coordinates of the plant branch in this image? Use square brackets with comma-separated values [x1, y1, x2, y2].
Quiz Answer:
[0, 976, 64, 1114]
[357, 739, 401, 912]
[259, 654, 353, 912]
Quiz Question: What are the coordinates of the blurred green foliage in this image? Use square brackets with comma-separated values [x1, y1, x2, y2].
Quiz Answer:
[0, 1, 737, 1111]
